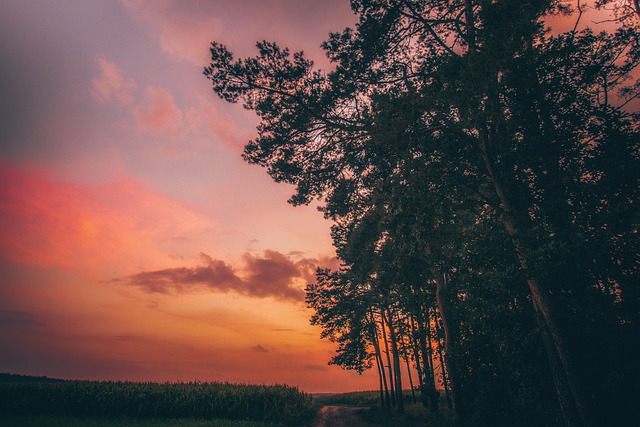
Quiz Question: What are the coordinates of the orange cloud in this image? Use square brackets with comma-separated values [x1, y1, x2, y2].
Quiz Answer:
[91, 56, 137, 105]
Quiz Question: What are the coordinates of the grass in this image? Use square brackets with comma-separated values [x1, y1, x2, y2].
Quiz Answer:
[313, 390, 381, 406]
[0, 416, 279, 427]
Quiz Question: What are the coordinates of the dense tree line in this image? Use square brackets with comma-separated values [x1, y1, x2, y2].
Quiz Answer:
[205, 1, 639, 425]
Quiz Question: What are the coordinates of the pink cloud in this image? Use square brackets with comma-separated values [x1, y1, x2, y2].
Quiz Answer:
[134, 86, 185, 135]
[121, 0, 223, 66]
[91, 56, 137, 105]
[185, 98, 255, 147]
[0, 160, 214, 275]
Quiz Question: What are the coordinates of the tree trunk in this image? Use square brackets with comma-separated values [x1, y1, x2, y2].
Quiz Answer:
[374, 341, 386, 408]
[417, 308, 439, 411]
[403, 350, 417, 404]
[385, 309, 405, 414]
[410, 315, 431, 409]
[477, 130, 593, 427]
[380, 312, 397, 407]
[370, 316, 391, 408]
[433, 269, 465, 424]
[433, 308, 453, 411]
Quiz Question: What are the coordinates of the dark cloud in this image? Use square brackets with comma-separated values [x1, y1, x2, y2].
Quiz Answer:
[113, 335, 150, 342]
[0, 310, 36, 325]
[286, 250, 306, 258]
[122, 250, 338, 303]
[250, 344, 269, 353]
[127, 254, 242, 294]
[242, 250, 304, 301]
[303, 364, 329, 371]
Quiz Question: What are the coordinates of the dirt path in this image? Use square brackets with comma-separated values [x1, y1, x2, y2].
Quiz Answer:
[310, 405, 376, 427]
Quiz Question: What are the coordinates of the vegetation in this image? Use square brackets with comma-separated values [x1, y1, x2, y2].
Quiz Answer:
[205, 1, 640, 426]
[314, 389, 428, 406]
[0, 377, 313, 425]
[313, 391, 455, 427]
[358, 404, 455, 427]
[0, 415, 274, 427]
[314, 390, 382, 406]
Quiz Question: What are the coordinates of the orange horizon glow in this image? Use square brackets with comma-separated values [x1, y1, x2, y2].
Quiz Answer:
[0, 0, 378, 393]
[0, 157, 377, 392]
[0, 0, 612, 395]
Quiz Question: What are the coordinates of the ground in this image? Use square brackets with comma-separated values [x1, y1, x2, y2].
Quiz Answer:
[310, 405, 375, 427]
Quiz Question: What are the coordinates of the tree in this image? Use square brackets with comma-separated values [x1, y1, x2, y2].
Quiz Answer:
[205, 1, 640, 425]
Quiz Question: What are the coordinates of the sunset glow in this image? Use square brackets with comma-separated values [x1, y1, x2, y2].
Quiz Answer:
[0, 0, 376, 392]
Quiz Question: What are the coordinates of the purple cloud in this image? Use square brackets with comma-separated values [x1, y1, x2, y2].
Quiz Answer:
[127, 254, 242, 294]
[123, 251, 338, 303]
[250, 344, 270, 353]
[242, 250, 304, 301]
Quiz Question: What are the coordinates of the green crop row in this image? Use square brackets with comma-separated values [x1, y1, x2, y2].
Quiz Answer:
[0, 380, 314, 424]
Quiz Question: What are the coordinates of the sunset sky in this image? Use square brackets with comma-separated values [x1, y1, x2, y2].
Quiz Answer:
[0, 0, 377, 392]
[0, 0, 619, 394]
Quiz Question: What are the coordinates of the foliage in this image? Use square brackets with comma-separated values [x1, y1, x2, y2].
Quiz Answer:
[358, 403, 455, 427]
[205, 1, 640, 425]
[314, 389, 421, 406]
[0, 415, 275, 427]
[0, 379, 313, 425]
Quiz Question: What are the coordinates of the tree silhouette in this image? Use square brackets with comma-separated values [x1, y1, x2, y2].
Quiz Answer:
[205, 1, 640, 425]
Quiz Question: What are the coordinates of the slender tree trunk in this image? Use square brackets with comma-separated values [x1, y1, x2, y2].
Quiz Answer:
[433, 309, 453, 411]
[464, 0, 476, 52]
[477, 128, 593, 427]
[374, 343, 386, 408]
[381, 312, 397, 406]
[433, 270, 465, 424]
[385, 309, 405, 414]
[418, 307, 444, 412]
[403, 350, 417, 404]
[370, 316, 390, 408]
[417, 308, 439, 412]
[410, 315, 430, 409]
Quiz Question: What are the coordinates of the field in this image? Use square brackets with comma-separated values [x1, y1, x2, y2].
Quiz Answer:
[0, 416, 274, 427]
[0, 375, 313, 426]
[0, 375, 457, 426]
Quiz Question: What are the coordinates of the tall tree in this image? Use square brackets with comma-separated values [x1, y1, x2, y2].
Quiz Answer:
[205, 1, 640, 424]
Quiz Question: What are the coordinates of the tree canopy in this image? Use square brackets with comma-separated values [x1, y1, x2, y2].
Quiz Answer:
[205, 1, 640, 425]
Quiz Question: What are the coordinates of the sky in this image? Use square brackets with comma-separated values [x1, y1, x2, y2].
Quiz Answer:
[0, 0, 377, 393]
[0, 0, 624, 394]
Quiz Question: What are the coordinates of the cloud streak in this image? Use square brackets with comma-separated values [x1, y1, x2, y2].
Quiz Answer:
[250, 344, 269, 354]
[133, 86, 185, 135]
[91, 56, 137, 105]
[125, 250, 336, 302]
[0, 310, 36, 326]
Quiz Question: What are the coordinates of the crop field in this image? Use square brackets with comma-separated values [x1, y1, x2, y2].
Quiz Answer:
[0, 377, 314, 425]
